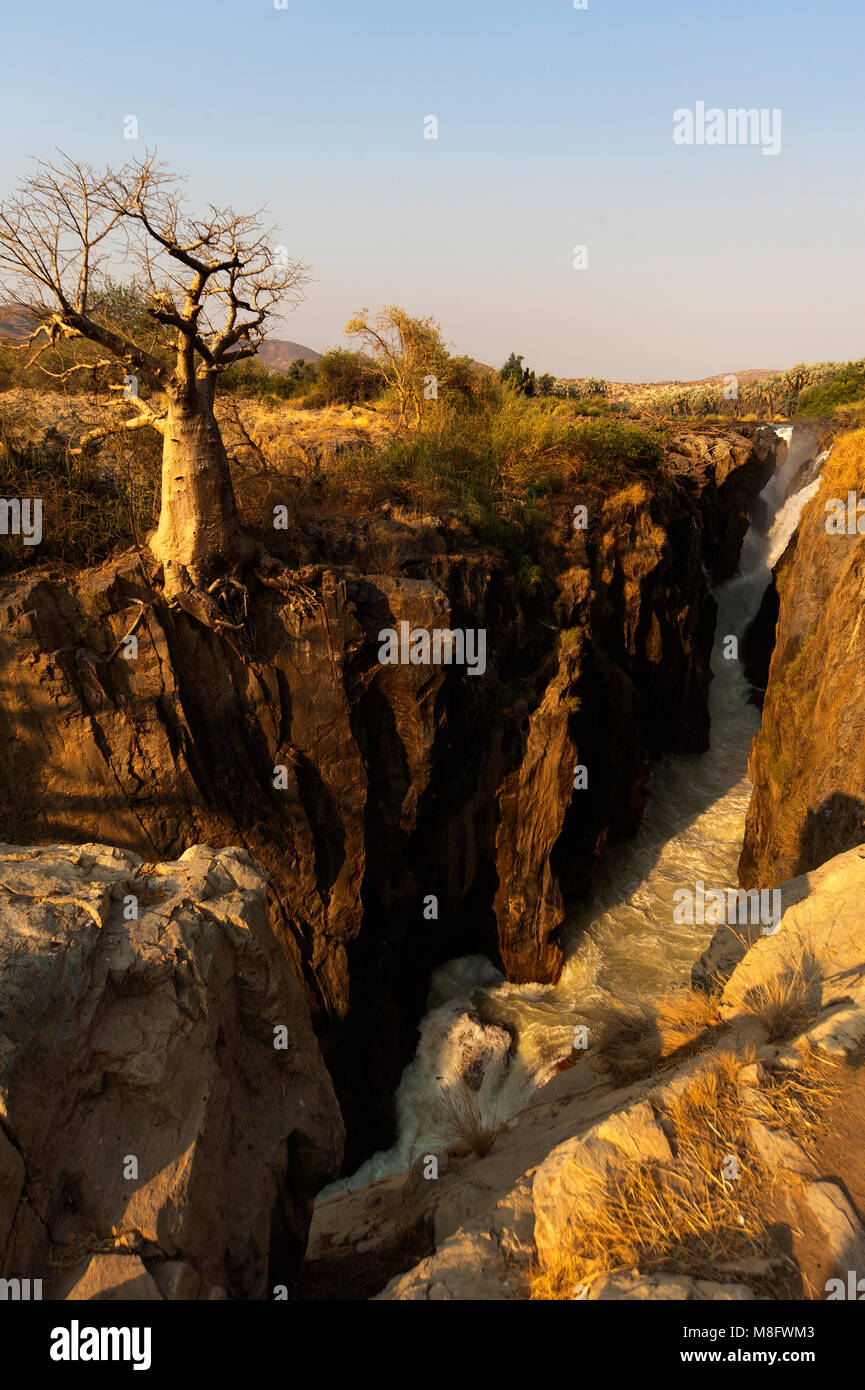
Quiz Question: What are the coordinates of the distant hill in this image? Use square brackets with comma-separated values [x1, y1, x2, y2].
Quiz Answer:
[257, 338, 321, 371]
[633, 369, 781, 388]
[0, 307, 33, 340]
[558, 369, 781, 392]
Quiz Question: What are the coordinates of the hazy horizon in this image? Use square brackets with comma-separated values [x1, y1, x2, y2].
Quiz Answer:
[1, 0, 862, 379]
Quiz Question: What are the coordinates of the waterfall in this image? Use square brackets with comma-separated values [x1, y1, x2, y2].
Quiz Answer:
[324, 423, 828, 1197]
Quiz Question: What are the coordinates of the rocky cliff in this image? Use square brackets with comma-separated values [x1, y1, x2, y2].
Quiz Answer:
[0, 842, 343, 1300]
[740, 428, 865, 886]
[0, 423, 777, 1168]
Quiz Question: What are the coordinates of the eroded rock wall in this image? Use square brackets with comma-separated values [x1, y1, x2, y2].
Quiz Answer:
[740, 429, 865, 886]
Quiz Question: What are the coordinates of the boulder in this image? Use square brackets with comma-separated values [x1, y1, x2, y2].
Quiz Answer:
[532, 1100, 674, 1263]
[0, 841, 343, 1298]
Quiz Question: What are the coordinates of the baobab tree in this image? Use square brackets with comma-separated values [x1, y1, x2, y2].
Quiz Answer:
[0, 151, 311, 627]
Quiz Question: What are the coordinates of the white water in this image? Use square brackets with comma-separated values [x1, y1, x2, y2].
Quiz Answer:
[325, 424, 827, 1196]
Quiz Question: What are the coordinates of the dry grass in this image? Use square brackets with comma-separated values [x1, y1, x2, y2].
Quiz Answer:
[751, 1042, 841, 1153]
[530, 1042, 842, 1301]
[725, 945, 821, 1042]
[814, 426, 865, 499]
[530, 1048, 820, 1301]
[430, 1070, 501, 1158]
[47, 1226, 139, 1270]
[594, 987, 721, 1085]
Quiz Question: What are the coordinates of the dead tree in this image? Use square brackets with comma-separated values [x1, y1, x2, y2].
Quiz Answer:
[0, 151, 314, 627]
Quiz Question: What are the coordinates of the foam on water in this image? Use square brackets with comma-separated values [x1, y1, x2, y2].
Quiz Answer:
[324, 424, 828, 1196]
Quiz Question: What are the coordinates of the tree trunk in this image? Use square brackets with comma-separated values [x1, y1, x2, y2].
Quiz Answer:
[149, 395, 255, 588]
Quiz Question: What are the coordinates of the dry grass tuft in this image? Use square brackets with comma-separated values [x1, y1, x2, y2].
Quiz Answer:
[430, 1070, 501, 1158]
[594, 987, 721, 1085]
[752, 1042, 841, 1152]
[530, 1045, 838, 1301]
[726, 946, 821, 1042]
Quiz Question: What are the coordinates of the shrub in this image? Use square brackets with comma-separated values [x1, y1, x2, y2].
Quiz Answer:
[571, 417, 664, 483]
[593, 988, 720, 1085]
[431, 1068, 500, 1157]
[795, 364, 865, 418]
[313, 347, 382, 406]
[725, 946, 820, 1042]
[221, 357, 313, 400]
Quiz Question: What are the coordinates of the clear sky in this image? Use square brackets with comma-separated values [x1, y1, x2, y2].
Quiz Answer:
[1, 0, 862, 380]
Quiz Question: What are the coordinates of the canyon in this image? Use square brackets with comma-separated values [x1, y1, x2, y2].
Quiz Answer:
[4, 413, 865, 1302]
[0, 419, 777, 1171]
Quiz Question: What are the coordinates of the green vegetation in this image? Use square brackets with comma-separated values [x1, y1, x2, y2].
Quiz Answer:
[570, 417, 664, 482]
[0, 335, 669, 581]
[330, 396, 663, 513]
[500, 351, 537, 396]
[221, 356, 315, 400]
[626, 359, 865, 422]
[303, 347, 381, 407]
[13, 285, 857, 591]
[768, 746, 793, 789]
[785, 632, 813, 686]
[795, 362, 865, 418]
[558, 628, 582, 655]
[499, 353, 562, 398]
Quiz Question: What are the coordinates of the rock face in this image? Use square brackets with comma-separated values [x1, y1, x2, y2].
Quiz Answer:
[0, 842, 343, 1299]
[0, 423, 777, 1167]
[664, 422, 778, 582]
[305, 842, 865, 1301]
[740, 428, 865, 887]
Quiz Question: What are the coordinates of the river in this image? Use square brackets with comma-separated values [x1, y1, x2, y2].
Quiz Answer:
[325, 422, 826, 1195]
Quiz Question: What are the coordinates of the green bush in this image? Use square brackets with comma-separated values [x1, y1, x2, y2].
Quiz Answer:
[221, 357, 313, 400]
[570, 417, 664, 482]
[310, 347, 383, 406]
[795, 365, 865, 418]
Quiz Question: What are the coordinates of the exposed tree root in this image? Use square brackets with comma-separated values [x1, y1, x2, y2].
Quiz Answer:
[105, 600, 150, 662]
[253, 547, 318, 619]
[159, 543, 319, 639]
[162, 560, 247, 632]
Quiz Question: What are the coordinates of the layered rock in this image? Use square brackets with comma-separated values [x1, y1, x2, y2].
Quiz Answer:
[739, 428, 865, 886]
[0, 842, 343, 1299]
[664, 422, 778, 582]
[0, 423, 777, 1166]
